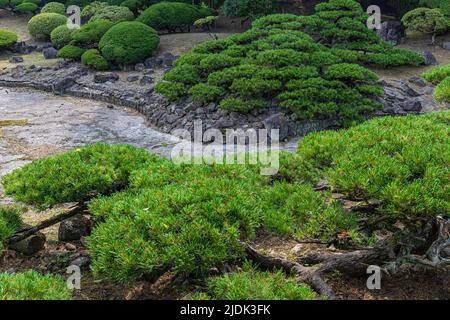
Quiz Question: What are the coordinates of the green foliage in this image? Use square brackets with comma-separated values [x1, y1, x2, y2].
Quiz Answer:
[27, 13, 67, 39]
[16, 2, 38, 12]
[0, 29, 18, 48]
[434, 76, 450, 103]
[221, 0, 276, 20]
[422, 64, 450, 84]
[0, 0, 8, 7]
[136, 2, 206, 31]
[81, 1, 109, 19]
[81, 48, 109, 70]
[388, 0, 421, 18]
[50, 25, 74, 49]
[297, 111, 450, 218]
[71, 19, 114, 47]
[89, 5, 135, 23]
[188, 83, 224, 103]
[157, 1, 422, 120]
[41, 2, 65, 14]
[402, 7, 448, 40]
[188, 262, 317, 300]
[120, 0, 142, 13]
[22, 0, 40, 5]
[0, 205, 23, 250]
[57, 44, 86, 60]
[154, 81, 186, 101]
[0, 270, 71, 300]
[99, 21, 160, 65]
[2, 143, 154, 208]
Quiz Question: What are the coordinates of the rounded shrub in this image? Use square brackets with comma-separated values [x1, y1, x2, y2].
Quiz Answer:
[27, 13, 68, 39]
[10, 0, 23, 5]
[41, 2, 66, 14]
[89, 5, 134, 23]
[80, 1, 108, 19]
[136, 2, 203, 31]
[422, 64, 450, 84]
[22, 0, 40, 4]
[99, 21, 160, 65]
[50, 25, 74, 48]
[57, 44, 86, 60]
[402, 7, 448, 43]
[81, 48, 109, 70]
[434, 76, 450, 103]
[16, 2, 38, 12]
[0, 29, 18, 48]
[120, 0, 142, 13]
[71, 19, 114, 47]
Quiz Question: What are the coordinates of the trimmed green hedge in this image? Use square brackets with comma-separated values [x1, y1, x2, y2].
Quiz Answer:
[27, 13, 67, 39]
[57, 44, 86, 60]
[0, 29, 18, 48]
[136, 2, 207, 31]
[71, 19, 114, 47]
[99, 21, 160, 65]
[0, 271, 71, 300]
[89, 5, 134, 23]
[50, 25, 74, 49]
[41, 2, 65, 14]
[16, 2, 38, 12]
[81, 48, 109, 70]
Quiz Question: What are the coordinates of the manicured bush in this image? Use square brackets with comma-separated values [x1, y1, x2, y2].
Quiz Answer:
[222, 0, 275, 20]
[297, 111, 450, 218]
[187, 262, 317, 300]
[81, 1, 109, 19]
[99, 21, 160, 65]
[22, 0, 40, 4]
[157, 1, 423, 120]
[27, 13, 67, 39]
[120, 0, 142, 13]
[0, 270, 71, 300]
[65, 0, 91, 8]
[402, 7, 448, 43]
[50, 25, 74, 49]
[0, 205, 23, 250]
[0, 29, 18, 48]
[81, 48, 109, 70]
[41, 2, 65, 14]
[89, 5, 134, 23]
[10, 0, 23, 5]
[422, 64, 450, 84]
[434, 76, 450, 103]
[71, 19, 114, 47]
[57, 44, 86, 60]
[2, 143, 154, 208]
[16, 2, 38, 12]
[136, 2, 205, 31]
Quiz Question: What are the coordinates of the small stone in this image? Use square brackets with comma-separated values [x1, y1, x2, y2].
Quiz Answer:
[9, 56, 24, 63]
[139, 75, 153, 85]
[65, 243, 76, 251]
[291, 244, 303, 254]
[94, 72, 119, 83]
[135, 63, 145, 72]
[9, 233, 46, 256]
[422, 51, 438, 66]
[442, 42, 450, 50]
[70, 256, 90, 270]
[58, 214, 91, 242]
[127, 74, 139, 82]
[42, 47, 58, 59]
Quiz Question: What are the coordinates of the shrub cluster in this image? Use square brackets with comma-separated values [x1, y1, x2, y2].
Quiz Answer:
[16, 2, 38, 12]
[57, 44, 86, 59]
[41, 2, 66, 14]
[50, 25, 74, 48]
[0, 28, 18, 48]
[157, 0, 424, 120]
[81, 48, 109, 70]
[187, 262, 317, 300]
[402, 7, 449, 43]
[422, 65, 450, 103]
[99, 21, 160, 65]
[71, 19, 114, 47]
[27, 13, 67, 39]
[0, 270, 71, 300]
[137, 1, 213, 32]
[88, 4, 134, 23]
[2, 143, 154, 208]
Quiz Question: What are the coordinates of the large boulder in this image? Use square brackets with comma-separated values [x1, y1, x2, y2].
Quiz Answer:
[58, 215, 91, 242]
[51, 76, 75, 95]
[423, 51, 438, 66]
[377, 21, 405, 46]
[43, 47, 58, 59]
[443, 42, 450, 50]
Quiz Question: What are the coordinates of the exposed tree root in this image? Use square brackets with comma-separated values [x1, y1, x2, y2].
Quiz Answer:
[5, 202, 87, 246]
[244, 216, 450, 300]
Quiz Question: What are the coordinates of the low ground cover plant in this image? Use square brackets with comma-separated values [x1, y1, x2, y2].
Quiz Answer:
[0, 205, 23, 250]
[422, 65, 450, 103]
[0, 270, 71, 300]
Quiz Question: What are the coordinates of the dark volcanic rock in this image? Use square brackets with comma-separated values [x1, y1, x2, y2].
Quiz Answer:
[127, 74, 139, 82]
[70, 256, 91, 270]
[9, 233, 46, 256]
[58, 215, 91, 242]
[377, 21, 405, 45]
[94, 72, 119, 83]
[423, 51, 438, 65]
[263, 113, 290, 141]
[140, 75, 153, 85]
[52, 77, 76, 94]
[9, 56, 23, 63]
[442, 42, 450, 50]
[43, 47, 58, 59]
